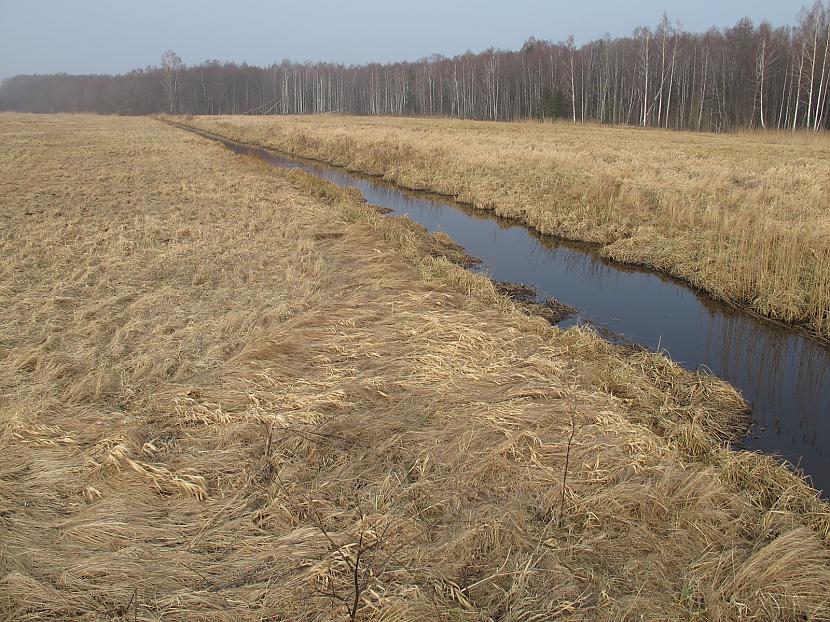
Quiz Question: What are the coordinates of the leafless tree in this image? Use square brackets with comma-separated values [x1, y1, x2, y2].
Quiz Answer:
[3, 4, 829, 132]
[160, 50, 183, 114]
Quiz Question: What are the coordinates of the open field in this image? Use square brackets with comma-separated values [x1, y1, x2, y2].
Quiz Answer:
[172, 115, 830, 341]
[2, 114, 830, 620]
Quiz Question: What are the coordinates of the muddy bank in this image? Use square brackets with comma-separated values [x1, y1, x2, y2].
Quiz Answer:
[495, 281, 578, 325]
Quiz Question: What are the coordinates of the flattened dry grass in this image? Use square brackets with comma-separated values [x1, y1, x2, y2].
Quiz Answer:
[1, 113, 829, 621]
[172, 115, 830, 340]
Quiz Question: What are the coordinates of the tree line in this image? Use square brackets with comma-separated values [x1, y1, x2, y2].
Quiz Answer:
[2, 2, 829, 131]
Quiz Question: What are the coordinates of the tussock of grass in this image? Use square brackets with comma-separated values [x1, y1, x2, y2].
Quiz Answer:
[172, 115, 830, 340]
[1, 113, 829, 621]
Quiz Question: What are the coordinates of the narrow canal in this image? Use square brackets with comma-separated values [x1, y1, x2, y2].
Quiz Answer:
[182, 125, 830, 496]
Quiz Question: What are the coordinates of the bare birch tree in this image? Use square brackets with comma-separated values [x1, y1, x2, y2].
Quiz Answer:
[160, 50, 183, 114]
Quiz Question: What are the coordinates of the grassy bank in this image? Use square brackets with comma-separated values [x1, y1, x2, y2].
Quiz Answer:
[1, 113, 829, 620]
[171, 115, 830, 341]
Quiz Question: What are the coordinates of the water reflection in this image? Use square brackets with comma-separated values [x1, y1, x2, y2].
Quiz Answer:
[207, 131, 830, 496]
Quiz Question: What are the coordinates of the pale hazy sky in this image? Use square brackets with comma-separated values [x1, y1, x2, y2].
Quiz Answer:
[0, 0, 803, 80]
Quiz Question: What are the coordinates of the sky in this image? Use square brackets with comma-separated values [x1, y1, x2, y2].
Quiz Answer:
[0, 0, 803, 80]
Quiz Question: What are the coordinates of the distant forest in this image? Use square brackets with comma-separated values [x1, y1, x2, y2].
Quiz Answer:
[3, 3, 830, 131]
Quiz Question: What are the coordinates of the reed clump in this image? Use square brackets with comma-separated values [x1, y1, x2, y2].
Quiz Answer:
[1, 113, 829, 621]
[173, 115, 830, 340]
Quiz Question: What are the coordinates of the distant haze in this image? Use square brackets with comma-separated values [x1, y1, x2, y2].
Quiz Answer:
[0, 0, 799, 80]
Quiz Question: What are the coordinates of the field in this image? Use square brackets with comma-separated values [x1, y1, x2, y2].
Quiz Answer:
[172, 115, 830, 340]
[1, 113, 830, 620]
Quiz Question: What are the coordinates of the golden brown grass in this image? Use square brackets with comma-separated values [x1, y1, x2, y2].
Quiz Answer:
[172, 115, 830, 340]
[1, 113, 829, 621]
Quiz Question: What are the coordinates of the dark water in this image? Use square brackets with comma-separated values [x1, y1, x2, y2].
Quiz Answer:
[186, 126, 830, 495]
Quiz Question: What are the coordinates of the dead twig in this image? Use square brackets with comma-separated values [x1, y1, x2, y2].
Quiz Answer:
[559, 414, 577, 529]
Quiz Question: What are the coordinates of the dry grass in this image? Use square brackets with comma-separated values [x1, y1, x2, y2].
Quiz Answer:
[1, 113, 829, 621]
[171, 115, 830, 340]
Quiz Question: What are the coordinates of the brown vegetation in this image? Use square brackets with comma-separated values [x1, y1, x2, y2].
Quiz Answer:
[173, 114, 830, 341]
[1, 113, 829, 620]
